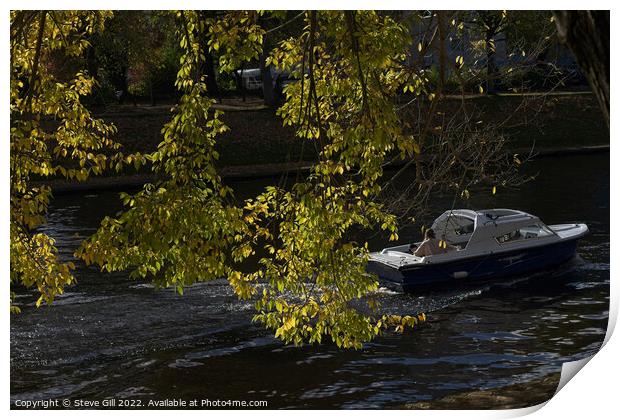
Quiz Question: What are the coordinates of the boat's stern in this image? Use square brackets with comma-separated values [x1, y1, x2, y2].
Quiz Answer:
[367, 249, 422, 284]
[366, 258, 404, 284]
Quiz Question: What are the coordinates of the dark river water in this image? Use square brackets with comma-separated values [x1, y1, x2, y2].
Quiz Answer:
[11, 153, 610, 409]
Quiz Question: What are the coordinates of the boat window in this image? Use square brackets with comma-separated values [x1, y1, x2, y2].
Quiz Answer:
[496, 224, 554, 244]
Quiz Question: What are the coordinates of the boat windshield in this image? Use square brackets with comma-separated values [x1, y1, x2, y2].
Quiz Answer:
[432, 214, 476, 246]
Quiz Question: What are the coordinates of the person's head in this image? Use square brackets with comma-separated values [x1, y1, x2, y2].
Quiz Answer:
[425, 228, 436, 240]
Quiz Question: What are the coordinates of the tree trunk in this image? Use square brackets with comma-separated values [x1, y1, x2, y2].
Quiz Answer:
[260, 49, 276, 107]
[197, 11, 221, 101]
[85, 44, 99, 81]
[485, 31, 497, 94]
[554, 10, 609, 127]
[149, 78, 155, 106]
[204, 49, 220, 99]
[118, 71, 128, 105]
[437, 11, 446, 92]
[237, 65, 246, 102]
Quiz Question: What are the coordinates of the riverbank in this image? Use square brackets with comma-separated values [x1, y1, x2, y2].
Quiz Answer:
[402, 372, 561, 409]
[40, 91, 608, 194]
[94, 91, 607, 167]
[45, 145, 609, 194]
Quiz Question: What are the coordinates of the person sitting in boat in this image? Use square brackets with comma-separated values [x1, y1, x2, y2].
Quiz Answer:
[412, 228, 458, 257]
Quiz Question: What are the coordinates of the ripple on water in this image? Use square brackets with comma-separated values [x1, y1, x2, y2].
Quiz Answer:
[295, 353, 336, 365]
[49, 293, 113, 306]
[168, 359, 205, 368]
[578, 262, 611, 272]
[460, 330, 536, 343]
[579, 312, 609, 321]
[180, 336, 279, 362]
[114, 386, 155, 399]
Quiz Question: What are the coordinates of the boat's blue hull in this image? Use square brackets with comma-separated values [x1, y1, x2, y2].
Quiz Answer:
[367, 239, 579, 293]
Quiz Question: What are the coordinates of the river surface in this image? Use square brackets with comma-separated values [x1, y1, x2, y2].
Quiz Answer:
[10, 153, 610, 409]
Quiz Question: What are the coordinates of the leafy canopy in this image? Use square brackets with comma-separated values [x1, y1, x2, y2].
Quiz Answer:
[12, 11, 435, 346]
[10, 11, 126, 312]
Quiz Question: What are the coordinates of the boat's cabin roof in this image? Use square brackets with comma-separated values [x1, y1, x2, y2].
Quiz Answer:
[429, 208, 557, 255]
[432, 209, 538, 235]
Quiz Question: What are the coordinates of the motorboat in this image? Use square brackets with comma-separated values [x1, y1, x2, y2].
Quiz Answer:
[367, 209, 588, 292]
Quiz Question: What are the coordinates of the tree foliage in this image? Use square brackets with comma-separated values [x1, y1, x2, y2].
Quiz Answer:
[9, 11, 125, 312]
[75, 11, 426, 348]
[78, 11, 246, 293]
[89, 11, 180, 103]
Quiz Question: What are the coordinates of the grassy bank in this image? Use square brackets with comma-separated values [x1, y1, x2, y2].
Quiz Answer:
[98, 92, 607, 171]
[38, 91, 608, 193]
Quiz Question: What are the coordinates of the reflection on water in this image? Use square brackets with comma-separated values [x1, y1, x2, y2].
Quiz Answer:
[11, 153, 609, 408]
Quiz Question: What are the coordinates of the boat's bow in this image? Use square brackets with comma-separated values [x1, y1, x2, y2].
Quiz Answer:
[549, 223, 589, 241]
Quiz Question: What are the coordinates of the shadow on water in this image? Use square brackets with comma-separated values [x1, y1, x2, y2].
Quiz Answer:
[11, 153, 609, 408]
